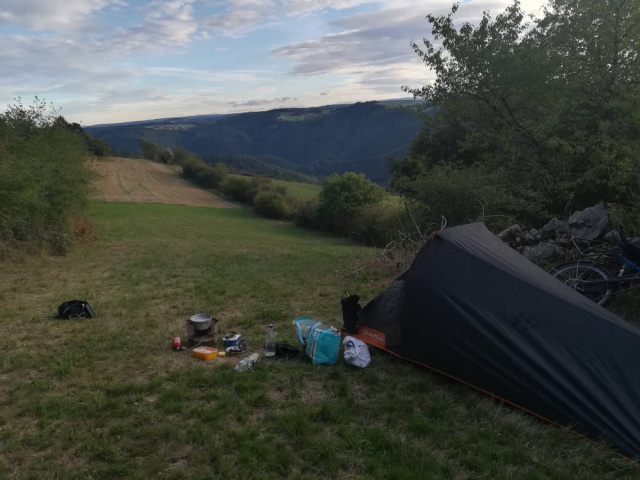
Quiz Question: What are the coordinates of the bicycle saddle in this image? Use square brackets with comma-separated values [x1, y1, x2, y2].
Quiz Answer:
[614, 228, 640, 263]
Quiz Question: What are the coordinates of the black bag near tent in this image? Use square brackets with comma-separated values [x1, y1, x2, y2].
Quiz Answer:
[56, 300, 96, 319]
[349, 222, 640, 459]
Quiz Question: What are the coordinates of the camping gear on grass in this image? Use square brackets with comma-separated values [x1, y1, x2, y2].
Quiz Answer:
[264, 324, 276, 358]
[293, 317, 340, 365]
[192, 346, 225, 361]
[186, 313, 218, 346]
[233, 353, 261, 372]
[225, 344, 248, 355]
[275, 343, 299, 358]
[343, 336, 370, 368]
[223, 332, 245, 350]
[173, 337, 186, 351]
[349, 222, 640, 459]
[56, 300, 95, 319]
[340, 295, 361, 334]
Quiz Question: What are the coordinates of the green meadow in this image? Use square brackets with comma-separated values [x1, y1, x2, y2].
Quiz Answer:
[0, 202, 635, 479]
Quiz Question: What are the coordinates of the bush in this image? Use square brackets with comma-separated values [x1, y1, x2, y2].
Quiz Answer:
[292, 198, 320, 229]
[350, 201, 408, 246]
[140, 139, 164, 161]
[253, 191, 292, 219]
[0, 99, 93, 257]
[85, 134, 110, 157]
[392, 163, 546, 231]
[317, 172, 384, 234]
[221, 176, 255, 203]
[178, 148, 229, 190]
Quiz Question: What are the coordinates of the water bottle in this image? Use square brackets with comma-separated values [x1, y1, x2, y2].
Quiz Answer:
[232, 353, 261, 373]
[264, 324, 276, 358]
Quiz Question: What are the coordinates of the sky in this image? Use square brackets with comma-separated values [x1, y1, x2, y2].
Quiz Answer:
[0, 0, 546, 125]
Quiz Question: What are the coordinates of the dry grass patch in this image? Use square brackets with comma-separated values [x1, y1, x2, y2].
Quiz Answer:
[92, 157, 238, 208]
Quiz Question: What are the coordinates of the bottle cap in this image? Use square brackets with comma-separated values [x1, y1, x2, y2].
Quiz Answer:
[269, 324, 274, 329]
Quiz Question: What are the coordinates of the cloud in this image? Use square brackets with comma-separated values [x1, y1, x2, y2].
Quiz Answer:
[199, 0, 275, 37]
[273, 0, 513, 75]
[228, 97, 296, 108]
[0, 0, 549, 124]
[146, 67, 270, 84]
[272, 0, 545, 100]
[281, 0, 375, 16]
[0, 0, 125, 31]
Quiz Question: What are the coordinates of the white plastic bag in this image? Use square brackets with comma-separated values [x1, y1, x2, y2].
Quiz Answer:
[343, 336, 371, 368]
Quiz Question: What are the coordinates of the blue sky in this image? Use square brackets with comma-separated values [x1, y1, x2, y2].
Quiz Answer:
[0, 0, 545, 125]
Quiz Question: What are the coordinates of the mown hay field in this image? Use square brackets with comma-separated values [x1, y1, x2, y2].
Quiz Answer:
[92, 157, 237, 208]
[0, 199, 636, 477]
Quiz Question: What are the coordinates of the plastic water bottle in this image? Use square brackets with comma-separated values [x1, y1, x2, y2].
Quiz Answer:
[232, 353, 261, 373]
[264, 324, 276, 358]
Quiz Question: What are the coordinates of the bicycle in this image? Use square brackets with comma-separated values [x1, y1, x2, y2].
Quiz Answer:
[549, 229, 640, 306]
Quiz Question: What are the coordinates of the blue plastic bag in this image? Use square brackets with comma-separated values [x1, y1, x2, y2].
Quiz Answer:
[293, 317, 340, 365]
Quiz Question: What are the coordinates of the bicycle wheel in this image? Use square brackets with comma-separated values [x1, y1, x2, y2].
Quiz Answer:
[549, 261, 614, 306]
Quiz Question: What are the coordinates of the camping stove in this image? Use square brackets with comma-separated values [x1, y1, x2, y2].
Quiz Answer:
[186, 313, 218, 346]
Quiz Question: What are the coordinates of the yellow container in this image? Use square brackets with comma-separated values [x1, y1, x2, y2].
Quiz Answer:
[192, 346, 225, 361]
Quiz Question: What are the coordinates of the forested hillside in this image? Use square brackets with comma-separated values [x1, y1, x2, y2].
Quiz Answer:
[86, 100, 424, 184]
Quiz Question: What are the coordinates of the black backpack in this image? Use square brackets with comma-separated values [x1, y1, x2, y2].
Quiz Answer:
[340, 295, 361, 334]
[56, 300, 96, 319]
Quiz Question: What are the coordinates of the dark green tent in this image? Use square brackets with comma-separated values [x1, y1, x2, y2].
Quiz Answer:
[351, 223, 640, 459]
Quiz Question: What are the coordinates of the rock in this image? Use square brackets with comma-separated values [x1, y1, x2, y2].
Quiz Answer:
[539, 218, 570, 240]
[569, 203, 609, 240]
[498, 224, 523, 246]
[525, 228, 541, 244]
[523, 241, 564, 263]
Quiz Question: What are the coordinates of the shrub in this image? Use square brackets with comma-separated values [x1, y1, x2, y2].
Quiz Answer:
[254, 191, 292, 219]
[317, 172, 384, 234]
[392, 163, 546, 232]
[0, 99, 93, 257]
[350, 201, 408, 247]
[85, 134, 110, 157]
[178, 149, 230, 190]
[222, 176, 255, 203]
[140, 139, 163, 161]
[292, 198, 320, 229]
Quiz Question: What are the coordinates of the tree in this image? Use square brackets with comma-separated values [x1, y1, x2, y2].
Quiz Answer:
[54, 115, 111, 156]
[254, 191, 291, 219]
[396, 0, 640, 226]
[317, 172, 384, 233]
[535, 0, 640, 207]
[0, 99, 93, 256]
[140, 139, 163, 161]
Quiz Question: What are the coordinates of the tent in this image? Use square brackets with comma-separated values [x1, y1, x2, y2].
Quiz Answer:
[350, 222, 640, 459]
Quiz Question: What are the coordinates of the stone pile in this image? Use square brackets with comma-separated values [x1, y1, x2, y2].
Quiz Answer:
[497, 203, 614, 263]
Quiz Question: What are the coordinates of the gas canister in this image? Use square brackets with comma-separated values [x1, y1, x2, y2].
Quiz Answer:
[223, 332, 243, 349]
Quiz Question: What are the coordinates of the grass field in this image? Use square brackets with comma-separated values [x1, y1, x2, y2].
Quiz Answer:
[0, 202, 637, 479]
[93, 157, 236, 208]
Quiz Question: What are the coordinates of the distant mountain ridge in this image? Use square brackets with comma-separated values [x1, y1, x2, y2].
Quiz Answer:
[86, 99, 426, 184]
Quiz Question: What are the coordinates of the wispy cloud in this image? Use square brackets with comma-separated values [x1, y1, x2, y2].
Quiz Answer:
[199, 0, 275, 37]
[228, 96, 296, 108]
[281, 0, 375, 16]
[272, 0, 539, 100]
[0, 0, 547, 124]
[146, 67, 270, 84]
[0, 0, 125, 31]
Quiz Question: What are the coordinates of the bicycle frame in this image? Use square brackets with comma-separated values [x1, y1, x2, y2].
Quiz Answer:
[575, 255, 640, 286]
